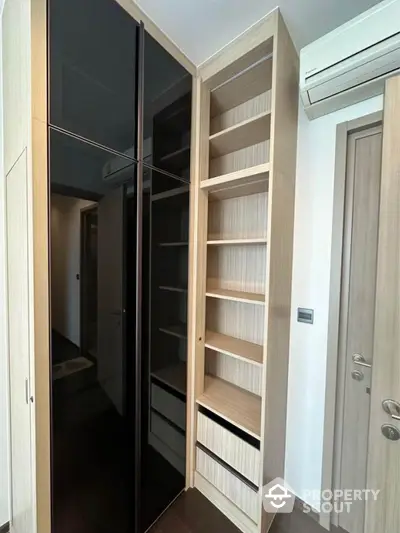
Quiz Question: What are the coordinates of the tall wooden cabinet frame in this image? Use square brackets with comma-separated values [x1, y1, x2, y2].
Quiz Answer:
[2, 1, 195, 532]
[187, 10, 299, 533]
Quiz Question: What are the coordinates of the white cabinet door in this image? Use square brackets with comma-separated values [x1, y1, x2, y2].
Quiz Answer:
[6, 151, 34, 533]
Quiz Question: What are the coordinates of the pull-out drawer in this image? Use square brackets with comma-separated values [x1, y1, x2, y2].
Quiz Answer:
[151, 382, 186, 430]
[197, 411, 260, 486]
[151, 411, 186, 458]
[196, 447, 259, 523]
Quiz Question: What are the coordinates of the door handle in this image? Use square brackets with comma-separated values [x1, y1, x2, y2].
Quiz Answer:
[382, 399, 400, 421]
[352, 353, 372, 369]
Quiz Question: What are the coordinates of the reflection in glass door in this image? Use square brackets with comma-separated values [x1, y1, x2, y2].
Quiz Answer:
[139, 167, 190, 532]
[49, 128, 137, 533]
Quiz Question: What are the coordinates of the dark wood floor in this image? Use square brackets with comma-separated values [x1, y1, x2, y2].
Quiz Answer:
[149, 489, 325, 533]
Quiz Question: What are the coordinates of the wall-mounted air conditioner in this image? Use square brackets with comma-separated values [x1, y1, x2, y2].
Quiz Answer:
[300, 0, 400, 119]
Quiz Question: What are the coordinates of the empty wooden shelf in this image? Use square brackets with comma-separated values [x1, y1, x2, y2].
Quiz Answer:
[205, 331, 263, 366]
[151, 362, 187, 395]
[210, 58, 273, 117]
[200, 163, 269, 200]
[206, 287, 265, 305]
[197, 376, 261, 439]
[209, 111, 271, 158]
[207, 238, 267, 245]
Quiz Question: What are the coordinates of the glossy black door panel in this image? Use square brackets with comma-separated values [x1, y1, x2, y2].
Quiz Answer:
[49, 128, 137, 533]
[139, 166, 188, 532]
[143, 32, 192, 179]
[49, 0, 138, 154]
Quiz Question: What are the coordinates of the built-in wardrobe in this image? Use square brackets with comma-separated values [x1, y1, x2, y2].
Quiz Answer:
[26, 0, 191, 531]
[3, 2, 299, 533]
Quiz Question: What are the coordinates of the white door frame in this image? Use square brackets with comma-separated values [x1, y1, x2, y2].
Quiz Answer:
[320, 110, 383, 530]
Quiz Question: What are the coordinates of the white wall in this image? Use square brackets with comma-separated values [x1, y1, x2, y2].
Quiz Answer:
[0, 19, 9, 527]
[51, 194, 95, 347]
[0, 15, 9, 527]
[285, 95, 384, 511]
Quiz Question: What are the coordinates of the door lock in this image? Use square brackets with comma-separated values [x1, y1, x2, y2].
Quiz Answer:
[381, 424, 400, 441]
[352, 353, 372, 369]
[351, 370, 364, 381]
[382, 399, 400, 421]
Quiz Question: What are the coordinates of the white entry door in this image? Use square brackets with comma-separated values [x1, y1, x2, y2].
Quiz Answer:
[365, 75, 400, 533]
[6, 151, 34, 533]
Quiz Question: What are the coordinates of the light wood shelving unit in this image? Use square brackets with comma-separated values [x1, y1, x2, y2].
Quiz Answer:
[187, 9, 299, 533]
[205, 331, 263, 366]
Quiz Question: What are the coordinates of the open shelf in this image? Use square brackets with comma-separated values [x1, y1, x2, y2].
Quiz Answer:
[206, 287, 265, 305]
[207, 238, 267, 245]
[159, 323, 187, 340]
[209, 111, 271, 158]
[159, 285, 188, 293]
[210, 58, 273, 117]
[197, 376, 261, 439]
[151, 362, 187, 395]
[205, 331, 263, 366]
[201, 163, 269, 200]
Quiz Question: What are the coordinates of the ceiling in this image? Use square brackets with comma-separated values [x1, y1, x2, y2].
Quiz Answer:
[135, 0, 382, 66]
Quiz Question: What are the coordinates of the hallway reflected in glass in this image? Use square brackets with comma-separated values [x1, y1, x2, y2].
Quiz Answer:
[49, 128, 137, 533]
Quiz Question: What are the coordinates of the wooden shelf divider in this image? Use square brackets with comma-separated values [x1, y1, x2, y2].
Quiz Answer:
[206, 287, 265, 305]
[200, 163, 269, 200]
[197, 376, 261, 439]
[209, 111, 271, 158]
[207, 238, 267, 245]
[205, 331, 263, 366]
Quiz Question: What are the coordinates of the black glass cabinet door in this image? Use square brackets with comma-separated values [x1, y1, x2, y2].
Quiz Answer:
[49, 0, 138, 155]
[139, 166, 189, 533]
[143, 31, 192, 180]
[49, 128, 138, 533]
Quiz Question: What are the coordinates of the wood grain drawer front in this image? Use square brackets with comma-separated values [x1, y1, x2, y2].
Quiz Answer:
[151, 383, 186, 431]
[196, 447, 259, 523]
[197, 412, 260, 486]
[151, 411, 186, 458]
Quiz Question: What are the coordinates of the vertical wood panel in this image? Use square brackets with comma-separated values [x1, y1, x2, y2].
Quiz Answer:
[206, 299, 264, 346]
[205, 350, 262, 396]
[30, 0, 50, 528]
[6, 151, 34, 533]
[260, 13, 298, 531]
[365, 76, 400, 533]
[186, 77, 210, 486]
[208, 192, 268, 240]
